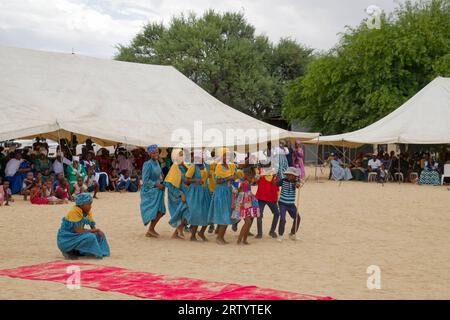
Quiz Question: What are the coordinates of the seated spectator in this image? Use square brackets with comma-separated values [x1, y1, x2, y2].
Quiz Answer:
[4, 150, 32, 194]
[34, 150, 52, 181]
[66, 156, 87, 194]
[42, 179, 64, 204]
[55, 178, 71, 202]
[30, 181, 49, 205]
[116, 150, 131, 173]
[21, 172, 35, 201]
[52, 151, 70, 176]
[419, 155, 440, 186]
[130, 170, 141, 192]
[331, 154, 352, 181]
[35, 171, 43, 185]
[86, 167, 100, 199]
[350, 153, 367, 181]
[378, 164, 388, 183]
[72, 176, 88, 197]
[118, 169, 138, 192]
[1, 180, 13, 206]
[0, 146, 7, 178]
[382, 153, 391, 170]
[108, 169, 119, 191]
[96, 148, 113, 175]
[85, 151, 108, 192]
[368, 154, 382, 178]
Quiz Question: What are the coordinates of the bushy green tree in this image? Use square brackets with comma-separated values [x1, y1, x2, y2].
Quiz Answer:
[115, 10, 312, 120]
[283, 0, 450, 134]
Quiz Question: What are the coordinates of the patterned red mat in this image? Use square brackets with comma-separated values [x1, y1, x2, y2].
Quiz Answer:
[0, 260, 333, 300]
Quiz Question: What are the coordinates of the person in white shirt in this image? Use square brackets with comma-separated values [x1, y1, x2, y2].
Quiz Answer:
[5, 151, 32, 194]
[368, 154, 382, 171]
[52, 152, 68, 175]
[368, 154, 383, 180]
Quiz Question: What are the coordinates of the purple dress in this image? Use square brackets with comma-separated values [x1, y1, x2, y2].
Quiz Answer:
[293, 147, 305, 179]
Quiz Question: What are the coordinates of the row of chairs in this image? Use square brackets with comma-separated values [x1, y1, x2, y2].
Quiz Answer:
[368, 164, 450, 184]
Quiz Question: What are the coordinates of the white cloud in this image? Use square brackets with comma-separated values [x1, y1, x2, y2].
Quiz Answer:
[0, 0, 403, 58]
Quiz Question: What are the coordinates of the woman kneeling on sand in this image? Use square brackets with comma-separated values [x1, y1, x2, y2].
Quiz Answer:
[140, 144, 166, 238]
[57, 193, 110, 260]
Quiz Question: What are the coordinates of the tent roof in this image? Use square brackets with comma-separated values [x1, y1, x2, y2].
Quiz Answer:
[0, 46, 318, 147]
[306, 77, 450, 147]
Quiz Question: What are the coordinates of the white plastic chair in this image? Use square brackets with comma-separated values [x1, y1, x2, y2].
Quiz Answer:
[441, 164, 450, 185]
[395, 172, 404, 182]
[368, 172, 378, 182]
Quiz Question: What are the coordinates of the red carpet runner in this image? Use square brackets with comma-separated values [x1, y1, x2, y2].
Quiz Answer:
[0, 260, 333, 300]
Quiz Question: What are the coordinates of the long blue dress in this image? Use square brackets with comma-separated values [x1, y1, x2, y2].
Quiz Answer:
[5, 160, 31, 194]
[57, 208, 110, 258]
[331, 159, 353, 181]
[185, 164, 211, 227]
[207, 165, 235, 226]
[140, 160, 166, 226]
[164, 164, 190, 228]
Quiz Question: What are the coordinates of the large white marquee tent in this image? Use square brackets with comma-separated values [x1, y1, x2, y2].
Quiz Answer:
[307, 77, 450, 147]
[0, 46, 318, 148]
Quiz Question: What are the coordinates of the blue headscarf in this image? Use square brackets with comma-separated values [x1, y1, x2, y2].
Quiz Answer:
[147, 144, 158, 154]
[75, 193, 93, 206]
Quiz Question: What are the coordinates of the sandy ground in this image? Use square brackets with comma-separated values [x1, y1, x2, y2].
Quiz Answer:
[1, 167, 449, 300]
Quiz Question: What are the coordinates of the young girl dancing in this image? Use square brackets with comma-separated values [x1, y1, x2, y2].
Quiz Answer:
[231, 167, 260, 245]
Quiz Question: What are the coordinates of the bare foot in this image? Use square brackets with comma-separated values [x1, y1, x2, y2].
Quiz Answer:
[172, 232, 184, 240]
[152, 230, 160, 236]
[190, 236, 198, 242]
[198, 233, 208, 242]
[93, 196, 99, 199]
[216, 238, 227, 245]
[243, 240, 250, 245]
[146, 230, 159, 238]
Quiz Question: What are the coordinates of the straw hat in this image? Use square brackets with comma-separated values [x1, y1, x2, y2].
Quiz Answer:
[284, 167, 300, 177]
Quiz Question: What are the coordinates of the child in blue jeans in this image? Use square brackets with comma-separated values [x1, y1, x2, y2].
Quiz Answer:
[277, 167, 301, 242]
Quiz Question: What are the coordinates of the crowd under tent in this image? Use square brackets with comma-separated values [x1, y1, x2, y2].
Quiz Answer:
[0, 46, 318, 150]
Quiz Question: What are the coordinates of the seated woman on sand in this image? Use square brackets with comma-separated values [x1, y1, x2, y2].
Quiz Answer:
[331, 154, 353, 181]
[57, 193, 110, 260]
[419, 154, 441, 186]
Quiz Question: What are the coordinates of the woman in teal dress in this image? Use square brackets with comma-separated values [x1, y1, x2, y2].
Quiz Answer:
[331, 154, 353, 181]
[185, 150, 211, 241]
[140, 144, 166, 238]
[207, 147, 237, 245]
[57, 193, 110, 260]
[164, 149, 190, 239]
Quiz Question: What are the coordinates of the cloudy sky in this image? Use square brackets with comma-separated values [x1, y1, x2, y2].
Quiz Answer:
[0, 0, 404, 58]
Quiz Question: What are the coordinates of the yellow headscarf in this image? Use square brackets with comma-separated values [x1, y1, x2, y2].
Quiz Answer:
[215, 162, 236, 179]
[66, 206, 94, 224]
[164, 149, 189, 189]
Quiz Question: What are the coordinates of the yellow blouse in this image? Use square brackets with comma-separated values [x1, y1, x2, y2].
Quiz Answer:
[164, 163, 191, 189]
[207, 162, 217, 193]
[66, 206, 95, 227]
[185, 164, 209, 183]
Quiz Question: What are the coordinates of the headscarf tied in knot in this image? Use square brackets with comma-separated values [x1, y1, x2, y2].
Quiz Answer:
[147, 144, 158, 154]
[75, 193, 93, 206]
[164, 148, 186, 189]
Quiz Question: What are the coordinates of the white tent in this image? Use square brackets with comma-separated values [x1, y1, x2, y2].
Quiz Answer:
[0, 46, 318, 148]
[305, 77, 450, 147]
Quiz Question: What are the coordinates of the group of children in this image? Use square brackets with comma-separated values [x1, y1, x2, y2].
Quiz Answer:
[140, 145, 304, 246]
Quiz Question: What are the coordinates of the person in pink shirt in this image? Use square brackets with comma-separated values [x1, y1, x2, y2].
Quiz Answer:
[292, 140, 305, 179]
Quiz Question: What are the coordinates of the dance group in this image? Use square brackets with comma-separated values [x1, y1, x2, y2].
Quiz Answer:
[56, 142, 306, 260]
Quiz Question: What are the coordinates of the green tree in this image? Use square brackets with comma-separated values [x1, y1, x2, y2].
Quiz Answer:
[115, 10, 312, 121]
[283, 0, 450, 134]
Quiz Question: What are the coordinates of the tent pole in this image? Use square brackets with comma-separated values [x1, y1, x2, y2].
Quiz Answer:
[315, 135, 319, 182]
